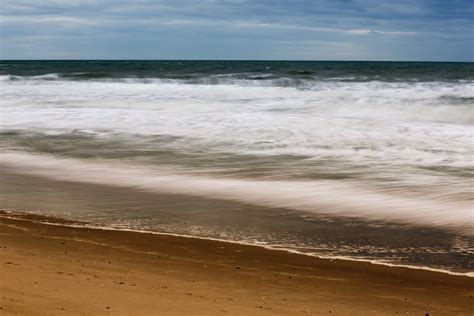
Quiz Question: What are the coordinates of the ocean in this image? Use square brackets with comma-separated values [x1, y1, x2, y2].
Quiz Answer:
[0, 60, 473, 274]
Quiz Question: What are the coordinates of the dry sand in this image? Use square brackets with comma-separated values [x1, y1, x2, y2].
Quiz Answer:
[0, 214, 472, 315]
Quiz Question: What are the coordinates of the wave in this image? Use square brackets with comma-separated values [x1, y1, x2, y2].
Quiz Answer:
[0, 73, 62, 81]
[2, 73, 473, 116]
[1, 151, 472, 234]
[2, 76, 473, 126]
[1, 72, 473, 87]
[0, 73, 344, 87]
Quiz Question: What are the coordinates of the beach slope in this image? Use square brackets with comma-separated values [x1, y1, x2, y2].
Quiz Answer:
[0, 214, 472, 315]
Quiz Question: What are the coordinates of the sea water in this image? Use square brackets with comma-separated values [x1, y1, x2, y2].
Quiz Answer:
[1, 60, 473, 273]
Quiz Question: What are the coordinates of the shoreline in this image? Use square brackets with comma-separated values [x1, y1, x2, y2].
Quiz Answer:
[1, 209, 472, 278]
[1, 212, 472, 315]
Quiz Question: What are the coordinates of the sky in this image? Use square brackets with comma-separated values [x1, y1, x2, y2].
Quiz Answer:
[1, 0, 473, 61]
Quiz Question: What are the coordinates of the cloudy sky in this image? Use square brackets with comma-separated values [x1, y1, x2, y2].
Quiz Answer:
[1, 0, 473, 61]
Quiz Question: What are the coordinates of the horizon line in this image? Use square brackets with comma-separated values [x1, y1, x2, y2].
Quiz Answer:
[1, 58, 473, 63]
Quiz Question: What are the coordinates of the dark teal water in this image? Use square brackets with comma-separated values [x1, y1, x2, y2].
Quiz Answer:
[1, 60, 473, 83]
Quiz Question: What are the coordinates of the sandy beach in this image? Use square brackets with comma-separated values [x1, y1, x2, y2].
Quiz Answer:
[1, 3, 473, 314]
[0, 213, 472, 315]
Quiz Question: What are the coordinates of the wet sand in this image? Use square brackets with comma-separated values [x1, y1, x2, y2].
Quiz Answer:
[0, 213, 472, 315]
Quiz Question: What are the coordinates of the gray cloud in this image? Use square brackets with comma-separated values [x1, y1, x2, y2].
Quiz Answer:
[1, 0, 472, 60]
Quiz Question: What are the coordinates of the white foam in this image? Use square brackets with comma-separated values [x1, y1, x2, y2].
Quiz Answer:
[1, 79, 473, 205]
[1, 151, 472, 234]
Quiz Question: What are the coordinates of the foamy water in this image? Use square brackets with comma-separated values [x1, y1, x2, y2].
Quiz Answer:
[2, 78, 473, 203]
[1, 61, 473, 273]
[1, 151, 472, 234]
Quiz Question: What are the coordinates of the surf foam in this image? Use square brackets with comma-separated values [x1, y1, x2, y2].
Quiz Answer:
[1, 151, 472, 234]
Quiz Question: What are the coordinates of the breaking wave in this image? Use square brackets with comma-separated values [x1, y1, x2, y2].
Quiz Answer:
[1, 72, 473, 88]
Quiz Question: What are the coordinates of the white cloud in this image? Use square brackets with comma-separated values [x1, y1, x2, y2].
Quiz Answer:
[347, 29, 417, 36]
